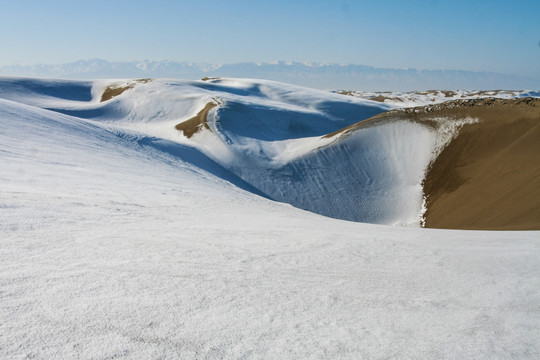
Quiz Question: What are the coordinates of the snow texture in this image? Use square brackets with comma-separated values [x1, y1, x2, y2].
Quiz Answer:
[1, 77, 539, 359]
[3, 76, 441, 225]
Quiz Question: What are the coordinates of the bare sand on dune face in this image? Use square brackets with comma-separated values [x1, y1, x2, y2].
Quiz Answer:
[175, 102, 216, 138]
[100, 79, 152, 102]
[418, 97, 540, 230]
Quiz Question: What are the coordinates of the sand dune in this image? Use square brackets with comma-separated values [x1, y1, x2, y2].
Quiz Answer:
[325, 97, 540, 229]
[4, 76, 537, 230]
[415, 98, 540, 230]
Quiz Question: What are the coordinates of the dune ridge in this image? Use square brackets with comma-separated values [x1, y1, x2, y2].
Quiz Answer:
[320, 97, 540, 229]
[175, 101, 217, 138]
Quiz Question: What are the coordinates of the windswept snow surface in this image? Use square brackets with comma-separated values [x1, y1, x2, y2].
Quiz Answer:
[0, 76, 458, 225]
[1, 77, 540, 358]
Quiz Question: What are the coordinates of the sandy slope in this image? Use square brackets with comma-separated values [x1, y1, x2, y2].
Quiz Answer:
[418, 98, 540, 230]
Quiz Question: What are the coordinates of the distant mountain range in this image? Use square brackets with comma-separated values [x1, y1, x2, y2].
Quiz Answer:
[1, 59, 538, 91]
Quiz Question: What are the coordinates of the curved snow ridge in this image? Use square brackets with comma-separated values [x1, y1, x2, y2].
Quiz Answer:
[218, 116, 472, 227]
[191, 77, 393, 144]
[425, 116, 479, 159]
[181, 84, 476, 226]
[1, 76, 455, 226]
[180, 96, 473, 226]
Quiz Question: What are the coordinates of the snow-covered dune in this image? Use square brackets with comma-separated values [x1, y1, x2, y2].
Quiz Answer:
[0, 76, 443, 225]
[2, 76, 427, 225]
[1, 76, 539, 359]
[1, 76, 537, 228]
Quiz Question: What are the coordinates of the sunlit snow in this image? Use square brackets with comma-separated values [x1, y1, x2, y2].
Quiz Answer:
[1, 77, 539, 359]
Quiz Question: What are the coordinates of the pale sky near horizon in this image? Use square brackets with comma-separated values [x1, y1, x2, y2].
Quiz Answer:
[1, 0, 539, 78]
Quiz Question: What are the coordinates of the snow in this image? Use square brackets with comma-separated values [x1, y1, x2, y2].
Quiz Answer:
[0, 77, 520, 226]
[1, 77, 539, 359]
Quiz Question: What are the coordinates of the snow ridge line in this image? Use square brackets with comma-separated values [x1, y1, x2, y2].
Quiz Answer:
[206, 96, 233, 146]
[418, 116, 479, 226]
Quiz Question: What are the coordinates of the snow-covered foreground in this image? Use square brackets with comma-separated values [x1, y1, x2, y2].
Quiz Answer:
[1, 77, 540, 358]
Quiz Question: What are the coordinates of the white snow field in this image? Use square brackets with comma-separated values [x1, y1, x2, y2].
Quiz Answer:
[1, 77, 539, 359]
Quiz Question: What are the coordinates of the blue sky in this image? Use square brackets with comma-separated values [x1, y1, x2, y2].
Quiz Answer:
[1, 0, 539, 78]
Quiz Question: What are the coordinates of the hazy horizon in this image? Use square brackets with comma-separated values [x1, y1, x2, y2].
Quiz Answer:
[1, 0, 539, 79]
[2, 58, 538, 91]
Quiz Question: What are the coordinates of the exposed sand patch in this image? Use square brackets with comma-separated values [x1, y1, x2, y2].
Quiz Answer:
[100, 79, 152, 102]
[416, 98, 540, 230]
[416, 90, 457, 98]
[368, 95, 404, 103]
[175, 102, 217, 138]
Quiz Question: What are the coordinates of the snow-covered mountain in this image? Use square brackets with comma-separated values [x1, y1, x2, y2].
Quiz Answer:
[1, 76, 539, 358]
[1, 59, 539, 91]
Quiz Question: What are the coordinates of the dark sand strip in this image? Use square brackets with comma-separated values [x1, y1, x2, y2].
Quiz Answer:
[100, 79, 152, 102]
[175, 102, 217, 138]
